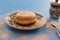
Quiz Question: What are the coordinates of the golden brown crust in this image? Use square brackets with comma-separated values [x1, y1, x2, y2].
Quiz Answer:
[14, 11, 36, 25]
[15, 11, 36, 20]
[15, 18, 36, 25]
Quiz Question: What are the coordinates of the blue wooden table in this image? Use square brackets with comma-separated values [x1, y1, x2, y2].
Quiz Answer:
[0, 0, 60, 40]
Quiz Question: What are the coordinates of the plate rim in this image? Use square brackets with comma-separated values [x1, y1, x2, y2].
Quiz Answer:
[5, 11, 47, 30]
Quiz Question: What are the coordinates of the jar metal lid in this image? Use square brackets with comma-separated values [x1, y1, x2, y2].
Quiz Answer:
[51, 2, 60, 8]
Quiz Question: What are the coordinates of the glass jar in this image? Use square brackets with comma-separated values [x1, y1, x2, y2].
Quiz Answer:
[50, 2, 60, 19]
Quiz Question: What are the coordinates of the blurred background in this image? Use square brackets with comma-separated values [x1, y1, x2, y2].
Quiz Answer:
[0, 0, 50, 18]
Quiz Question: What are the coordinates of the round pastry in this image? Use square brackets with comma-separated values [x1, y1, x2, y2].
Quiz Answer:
[14, 11, 36, 25]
